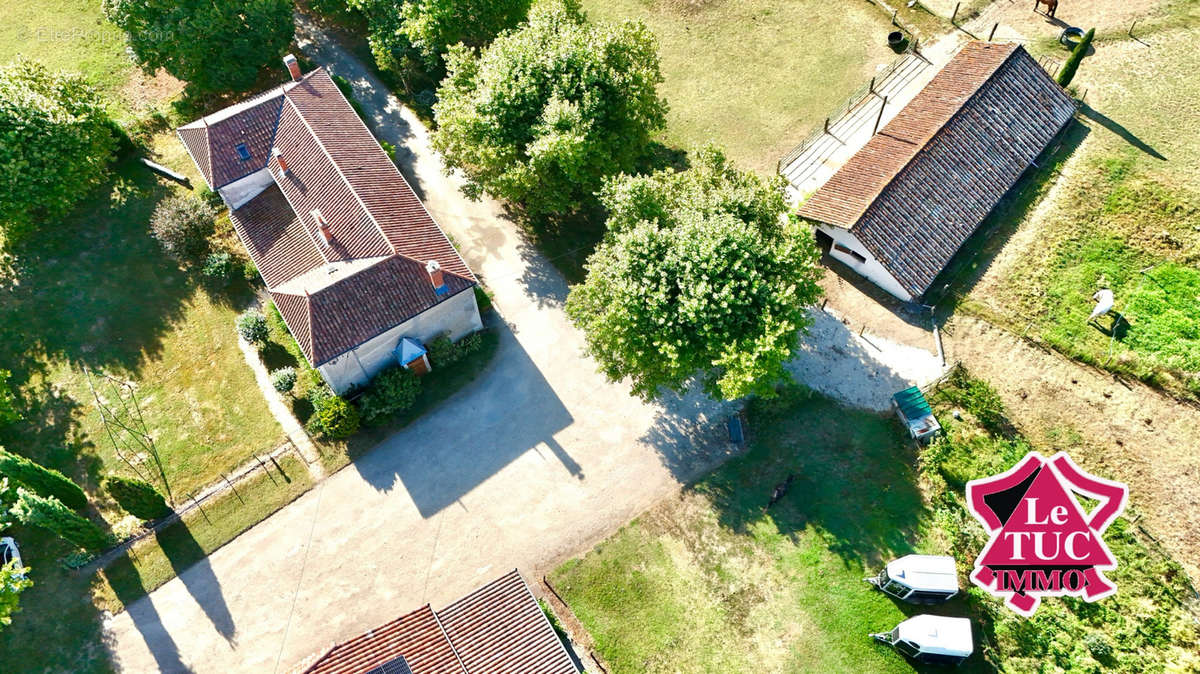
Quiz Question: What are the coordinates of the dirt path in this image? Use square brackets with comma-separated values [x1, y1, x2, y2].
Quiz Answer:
[945, 315, 1200, 581]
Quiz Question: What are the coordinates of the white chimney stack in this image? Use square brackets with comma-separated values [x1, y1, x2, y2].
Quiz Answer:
[283, 54, 302, 82]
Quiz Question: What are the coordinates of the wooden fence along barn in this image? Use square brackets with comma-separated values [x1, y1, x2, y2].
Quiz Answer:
[797, 41, 1076, 303]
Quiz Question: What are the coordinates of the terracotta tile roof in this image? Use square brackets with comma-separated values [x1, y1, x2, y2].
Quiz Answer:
[272, 255, 474, 366]
[300, 570, 576, 674]
[176, 67, 478, 367]
[302, 604, 465, 674]
[798, 42, 1075, 297]
[438, 571, 578, 674]
[178, 88, 285, 188]
[228, 185, 325, 288]
[277, 71, 473, 280]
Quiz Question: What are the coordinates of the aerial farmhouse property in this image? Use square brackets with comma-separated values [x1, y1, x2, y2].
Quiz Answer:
[798, 41, 1076, 302]
[178, 56, 482, 393]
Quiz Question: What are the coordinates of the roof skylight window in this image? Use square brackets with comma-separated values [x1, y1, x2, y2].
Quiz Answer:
[235, 143, 251, 161]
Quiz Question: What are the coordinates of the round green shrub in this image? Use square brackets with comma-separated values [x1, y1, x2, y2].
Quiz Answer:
[201, 251, 235, 283]
[270, 367, 297, 393]
[236, 309, 269, 344]
[357, 366, 421, 424]
[150, 194, 216, 261]
[242, 259, 260, 282]
[104, 475, 170, 520]
[306, 393, 360, 438]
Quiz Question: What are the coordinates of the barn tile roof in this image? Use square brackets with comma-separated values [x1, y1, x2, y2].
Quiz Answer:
[177, 67, 476, 368]
[299, 570, 577, 674]
[798, 42, 1075, 298]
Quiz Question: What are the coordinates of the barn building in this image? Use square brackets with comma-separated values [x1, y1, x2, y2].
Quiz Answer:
[798, 42, 1076, 303]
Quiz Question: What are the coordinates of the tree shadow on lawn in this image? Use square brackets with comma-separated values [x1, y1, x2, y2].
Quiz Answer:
[0, 527, 117, 673]
[0, 157, 195, 383]
[696, 386, 926, 568]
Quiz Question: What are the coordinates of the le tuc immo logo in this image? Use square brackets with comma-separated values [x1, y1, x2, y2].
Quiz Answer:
[966, 452, 1128, 617]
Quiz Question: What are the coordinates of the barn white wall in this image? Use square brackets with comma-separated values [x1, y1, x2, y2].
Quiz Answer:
[818, 225, 914, 302]
[318, 288, 483, 394]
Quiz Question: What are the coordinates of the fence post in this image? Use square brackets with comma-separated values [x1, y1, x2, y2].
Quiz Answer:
[823, 117, 830, 136]
[868, 77, 876, 96]
[989, 22, 998, 41]
[951, 2, 960, 22]
[873, 96, 888, 135]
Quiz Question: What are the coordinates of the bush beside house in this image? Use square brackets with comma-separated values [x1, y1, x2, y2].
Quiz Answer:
[357, 366, 422, 425]
[237, 309, 269, 344]
[149, 194, 217, 261]
[306, 391, 361, 439]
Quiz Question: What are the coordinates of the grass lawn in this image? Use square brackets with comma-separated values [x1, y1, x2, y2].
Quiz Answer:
[0, 0, 182, 117]
[553, 379, 1200, 672]
[0, 454, 313, 672]
[579, 0, 914, 176]
[954, 24, 1199, 398]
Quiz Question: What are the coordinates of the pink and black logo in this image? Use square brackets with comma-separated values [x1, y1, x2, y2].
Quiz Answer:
[966, 452, 1128, 617]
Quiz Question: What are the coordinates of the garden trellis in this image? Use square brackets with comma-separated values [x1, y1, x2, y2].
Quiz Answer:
[83, 366, 174, 505]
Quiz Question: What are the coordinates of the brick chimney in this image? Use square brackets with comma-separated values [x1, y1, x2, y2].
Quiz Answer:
[311, 209, 332, 245]
[272, 147, 288, 173]
[283, 54, 302, 82]
[426, 260, 447, 296]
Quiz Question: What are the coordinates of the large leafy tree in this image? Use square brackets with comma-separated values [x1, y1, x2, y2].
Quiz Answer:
[350, 0, 531, 69]
[432, 0, 667, 219]
[102, 0, 294, 93]
[0, 59, 115, 242]
[566, 147, 823, 400]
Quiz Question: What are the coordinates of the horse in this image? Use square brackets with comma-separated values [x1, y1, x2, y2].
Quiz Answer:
[1034, 0, 1058, 17]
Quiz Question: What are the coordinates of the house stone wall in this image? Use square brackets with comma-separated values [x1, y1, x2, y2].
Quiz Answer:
[318, 288, 483, 394]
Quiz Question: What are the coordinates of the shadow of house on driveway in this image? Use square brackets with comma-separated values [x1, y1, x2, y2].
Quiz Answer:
[350, 319, 578, 518]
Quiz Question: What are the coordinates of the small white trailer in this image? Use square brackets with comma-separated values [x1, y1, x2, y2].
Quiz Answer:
[866, 554, 959, 604]
[871, 614, 974, 665]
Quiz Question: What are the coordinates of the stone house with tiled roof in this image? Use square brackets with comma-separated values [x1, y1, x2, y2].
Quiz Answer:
[178, 55, 482, 393]
[798, 41, 1076, 302]
[296, 570, 578, 674]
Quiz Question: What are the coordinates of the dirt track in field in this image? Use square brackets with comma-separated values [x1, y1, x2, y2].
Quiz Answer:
[944, 315, 1200, 582]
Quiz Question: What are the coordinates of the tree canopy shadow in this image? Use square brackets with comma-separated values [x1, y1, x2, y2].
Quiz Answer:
[0, 157, 195, 384]
[106, 554, 193, 673]
[695, 386, 925, 568]
[1079, 103, 1166, 161]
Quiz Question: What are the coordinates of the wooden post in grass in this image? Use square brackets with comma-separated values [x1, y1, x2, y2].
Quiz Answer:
[823, 117, 830, 136]
[874, 96, 888, 135]
[989, 22, 999, 41]
[892, 9, 898, 25]
[869, 77, 875, 96]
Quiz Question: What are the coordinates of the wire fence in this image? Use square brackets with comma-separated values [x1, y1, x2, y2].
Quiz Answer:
[777, 43, 922, 174]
